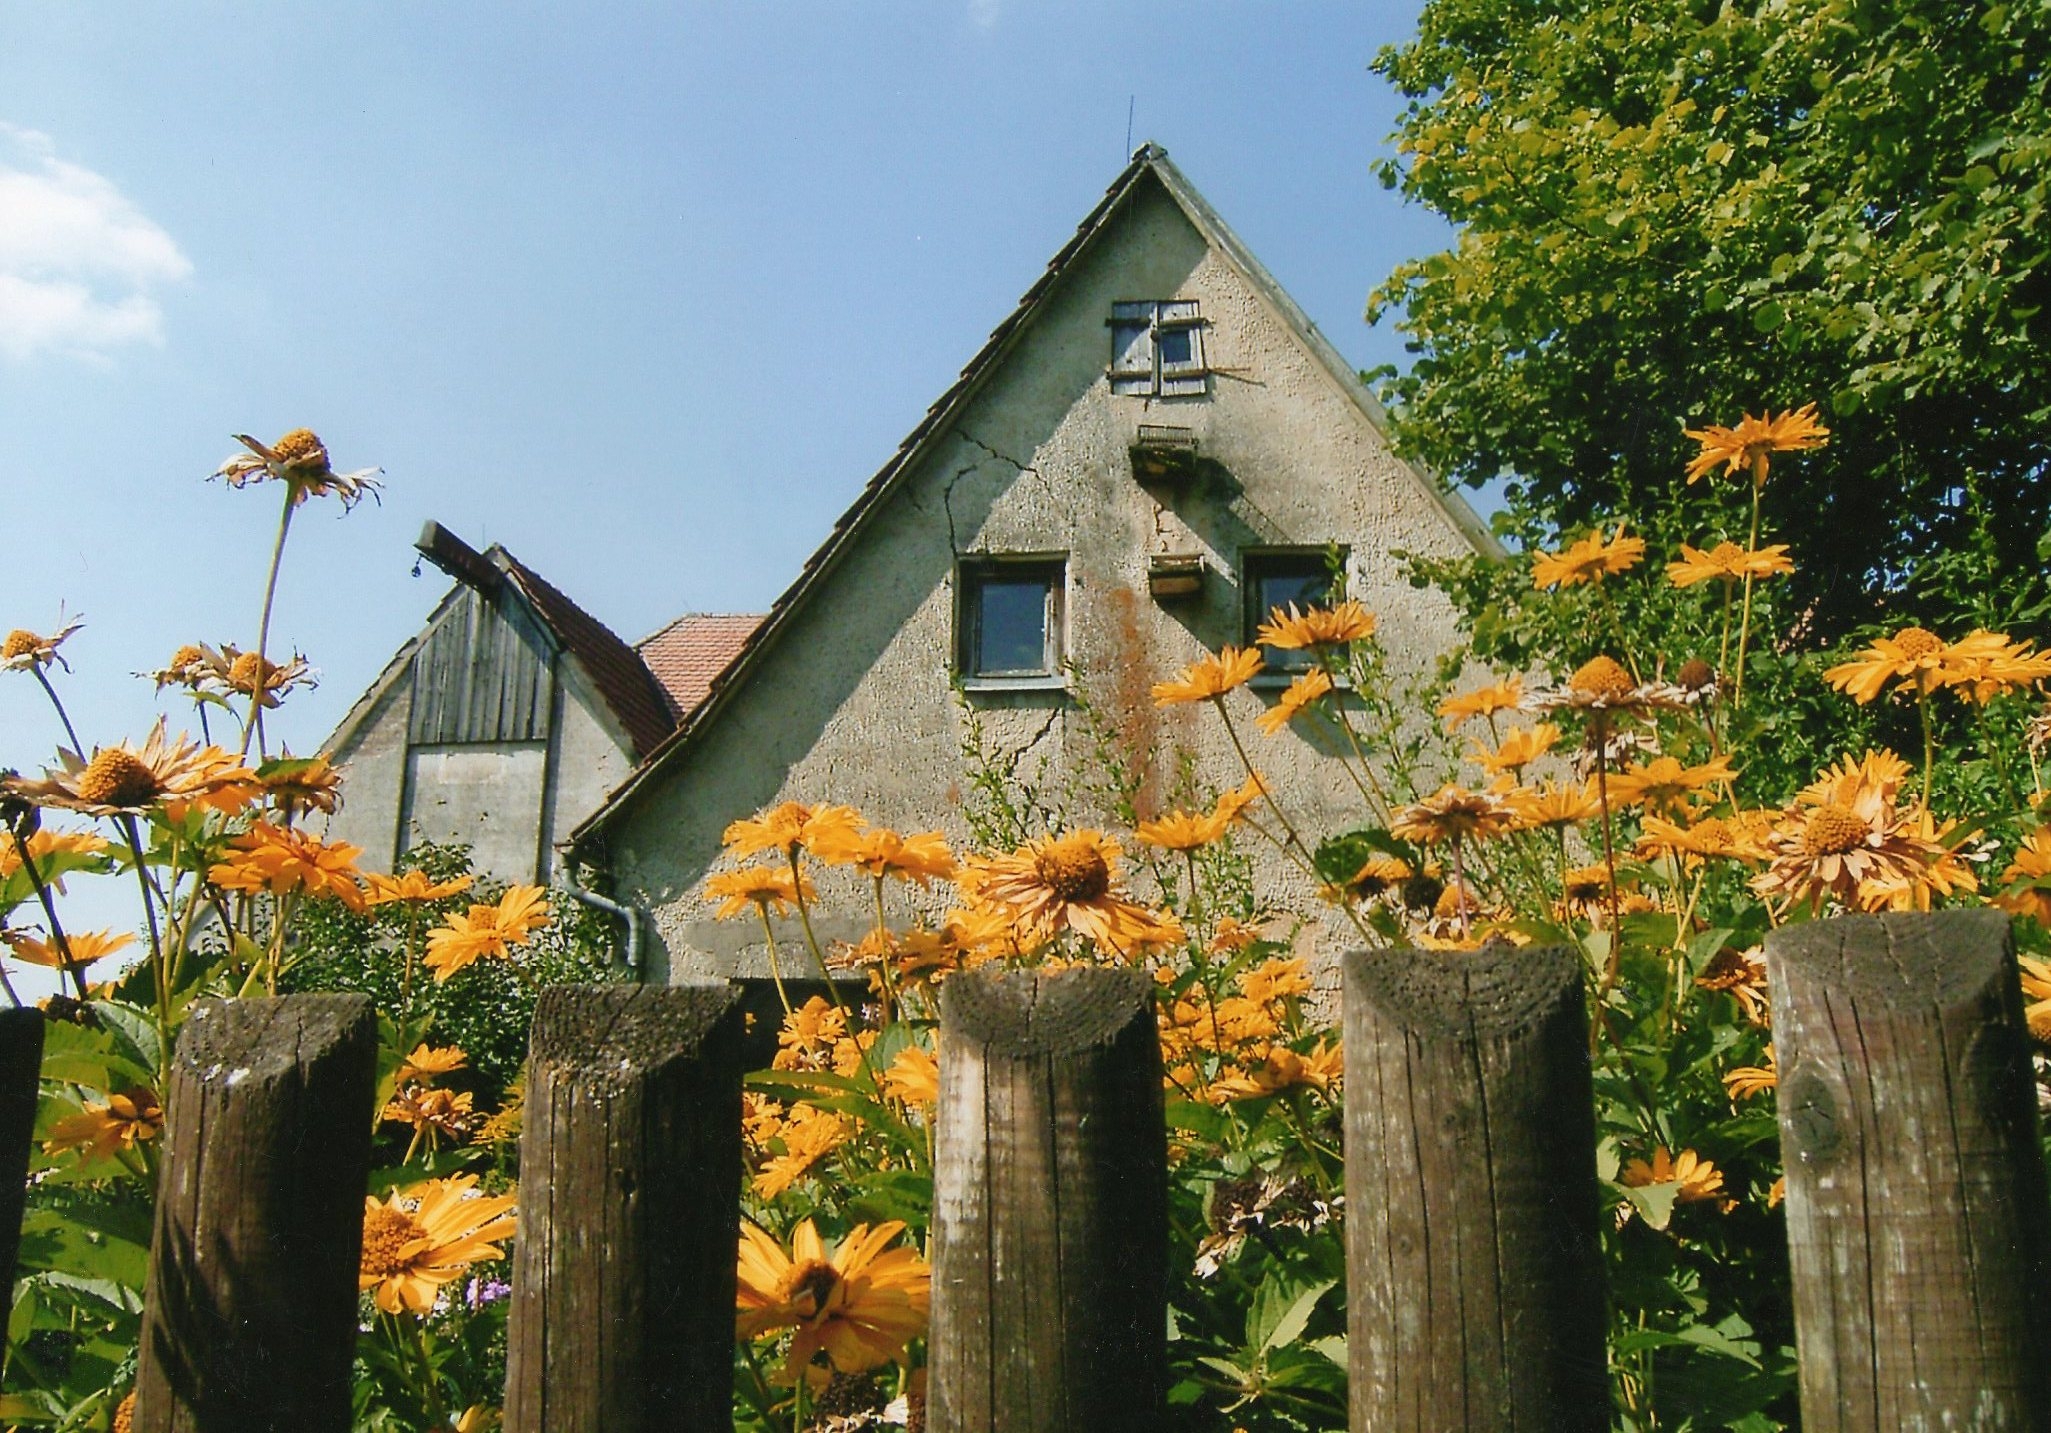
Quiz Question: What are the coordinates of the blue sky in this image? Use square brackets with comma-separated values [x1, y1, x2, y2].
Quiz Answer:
[0, 3, 1448, 948]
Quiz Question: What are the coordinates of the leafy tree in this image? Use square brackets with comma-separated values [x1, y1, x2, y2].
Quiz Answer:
[1369, 0, 2051, 640]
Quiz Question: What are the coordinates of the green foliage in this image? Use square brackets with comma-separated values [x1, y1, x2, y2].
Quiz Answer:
[1370, 0, 2051, 640]
[283, 841, 626, 1092]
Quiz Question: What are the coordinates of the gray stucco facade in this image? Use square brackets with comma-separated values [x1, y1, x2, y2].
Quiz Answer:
[573, 148, 1496, 983]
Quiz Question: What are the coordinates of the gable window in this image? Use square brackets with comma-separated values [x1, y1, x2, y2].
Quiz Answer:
[1110, 300, 1206, 397]
[1244, 548, 1343, 674]
[959, 557, 1065, 682]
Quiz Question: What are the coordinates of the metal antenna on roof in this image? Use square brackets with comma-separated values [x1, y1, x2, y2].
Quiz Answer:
[1125, 96, 1135, 158]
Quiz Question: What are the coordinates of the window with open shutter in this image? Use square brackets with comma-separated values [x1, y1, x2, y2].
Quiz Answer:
[1108, 300, 1207, 397]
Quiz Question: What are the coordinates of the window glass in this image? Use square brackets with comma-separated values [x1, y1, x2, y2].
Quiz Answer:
[1246, 552, 1340, 672]
[1157, 326, 1194, 368]
[961, 561, 1064, 679]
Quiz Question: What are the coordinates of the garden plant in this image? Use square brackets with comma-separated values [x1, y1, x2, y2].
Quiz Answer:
[3, 406, 2051, 1433]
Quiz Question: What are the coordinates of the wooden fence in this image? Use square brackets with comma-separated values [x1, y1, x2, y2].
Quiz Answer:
[5, 908, 2045, 1431]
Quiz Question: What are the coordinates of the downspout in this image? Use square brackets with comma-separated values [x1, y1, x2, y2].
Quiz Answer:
[560, 862, 643, 978]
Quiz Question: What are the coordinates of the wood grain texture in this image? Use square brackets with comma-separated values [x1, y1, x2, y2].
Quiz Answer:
[136, 995, 377, 1433]
[0, 1009, 43, 1302]
[930, 967, 1167, 1433]
[1767, 910, 2051, 1432]
[1344, 943, 1607, 1433]
[503, 982, 745, 1433]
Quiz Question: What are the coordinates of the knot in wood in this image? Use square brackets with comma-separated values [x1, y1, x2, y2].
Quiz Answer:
[1780, 1066, 1842, 1164]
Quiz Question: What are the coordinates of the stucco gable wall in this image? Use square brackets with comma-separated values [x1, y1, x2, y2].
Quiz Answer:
[609, 178, 1479, 982]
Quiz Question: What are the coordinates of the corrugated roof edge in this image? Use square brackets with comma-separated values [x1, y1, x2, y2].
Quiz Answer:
[565, 143, 1499, 852]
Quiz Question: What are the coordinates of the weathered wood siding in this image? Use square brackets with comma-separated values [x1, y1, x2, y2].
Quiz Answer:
[407, 586, 555, 746]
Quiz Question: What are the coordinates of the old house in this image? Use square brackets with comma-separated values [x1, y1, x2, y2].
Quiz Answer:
[320, 522, 757, 882]
[565, 144, 1498, 983]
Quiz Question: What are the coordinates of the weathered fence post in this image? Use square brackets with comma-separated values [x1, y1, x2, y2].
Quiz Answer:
[930, 966, 1167, 1433]
[503, 982, 745, 1433]
[135, 994, 377, 1433]
[1767, 909, 2051, 1429]
[1344, 942, 1608, 1432]
[0, 1008, 44, 1299]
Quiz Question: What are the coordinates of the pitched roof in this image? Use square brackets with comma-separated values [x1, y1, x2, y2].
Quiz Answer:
[495, 554, 678, 759]
[567, 143, 1497, 848]
[636, 614, 763, 721]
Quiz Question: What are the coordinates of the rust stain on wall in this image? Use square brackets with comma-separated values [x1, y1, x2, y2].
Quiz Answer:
[1103, 584, 1165, 818]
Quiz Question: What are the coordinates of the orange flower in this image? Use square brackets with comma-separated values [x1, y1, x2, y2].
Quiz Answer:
[0, 829, 111, 889]
[44, 1087, 163, 1163]
[1255, 668, 1334, 736]
[1391, 784, 1517, 846]
[364, 869, 475, 906]
[1666, 542, 1795, 588]
[1508, 779, 1603, 831]
[722, 801, 864, 860]
[7, 722, 253, 817]
[735, 1219, 930, 1379]
[1683, 404, 1829, 485]
[1135, 807, 1230, 852]
[395, 1043, 469, 1083]
[752, 1106, 851, 1198]
[1208, 1040, 1342, 1102]
[1620, 1146, 1727, 1205]
[210, 822, 366, 910]
[3, 928, 133, 970]
[810, 827, 956, 885]
[1823, 627, 1953, 704]
[1438, 677, 1523, 729]
[1531, 525, 1644, 589]
[1723, 1048, 1777, 1102]
[705, 864, 813, 920]
[882, 1043, 939, 1107]
[1255, 601, 1376, 650]
[423, 886, 552, 979]
[1152, 647, 1263, 705]
[965, 831, 1182, 955]
[1996, 830, 2051, 927]
[1470, 723, 1560, 776]
[1605, 754, 1735, 810]
[359, 1175, 516, 1316]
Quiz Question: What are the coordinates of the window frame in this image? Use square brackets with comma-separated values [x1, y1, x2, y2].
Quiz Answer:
[1242, 547, 1348, 680]
[956, 555, 1068, 689]
[1109, 299, 1207, 397]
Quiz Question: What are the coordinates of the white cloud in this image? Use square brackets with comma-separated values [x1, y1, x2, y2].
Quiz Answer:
[0, 125, 192, 362]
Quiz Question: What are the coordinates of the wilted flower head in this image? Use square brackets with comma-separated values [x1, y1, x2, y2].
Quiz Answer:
[216, 428, 382, 509]
[1, 614, 84, 673]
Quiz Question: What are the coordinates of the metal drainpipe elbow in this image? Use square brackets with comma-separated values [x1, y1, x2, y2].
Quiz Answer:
[559, 864, 643, 977]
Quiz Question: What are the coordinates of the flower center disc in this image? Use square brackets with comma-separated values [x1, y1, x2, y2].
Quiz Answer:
[271, 427, 329, 470]
[1035, 841, 1112, 903]
[1893, 627, 1943, 660]
[1803, 804, 1869, 856]
[1, 630, 39, 662]
[360, 1205, 427, 1278]
[1570, 655, 1634, 701]
[783, 1260, 842, 1318]
[77, 751, 160, 808]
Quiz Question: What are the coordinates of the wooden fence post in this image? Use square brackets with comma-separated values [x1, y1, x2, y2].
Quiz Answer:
[0, 1008, 43, 1300]
[503, 982, 745, 1433]
[1344, 942, 1608, 1432]
[1767, 909, 2051, 1429]
[929, 965, 1167, 1433]
[135, 994, 377, 1433]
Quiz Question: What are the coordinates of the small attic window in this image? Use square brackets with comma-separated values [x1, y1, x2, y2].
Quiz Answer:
[1245, 548, 1344, 675]
[959, 557, 1065, 683]
[1110, 300, 1206, 397]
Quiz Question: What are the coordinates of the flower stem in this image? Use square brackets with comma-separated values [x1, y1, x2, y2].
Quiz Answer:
[755, 902, 793, 1017]
[117, 816, 169, 1033]
[11, 831, 88, 1000]
[32, 667, 82, 756]
[1730, 467, 1765, 709]
[243, 492, 297, 761]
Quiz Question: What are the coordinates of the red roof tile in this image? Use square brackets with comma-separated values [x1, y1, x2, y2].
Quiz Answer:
[637, 614, 763, 722]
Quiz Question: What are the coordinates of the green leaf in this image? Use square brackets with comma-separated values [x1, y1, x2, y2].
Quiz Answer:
[1622, 1179, 1680, 1231]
